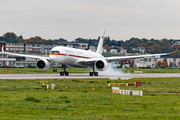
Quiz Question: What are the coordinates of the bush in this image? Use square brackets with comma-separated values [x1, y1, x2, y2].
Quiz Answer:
[107, 81, 110, 83]
[25, 96, 41, 103]
[65, 100, 71, 103]
[150, 94, 156, 96]
[72, 79, 81, 82]
[59, 96, 69, 99]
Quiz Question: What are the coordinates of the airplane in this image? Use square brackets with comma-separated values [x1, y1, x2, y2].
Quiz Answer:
[1, 30, 178, 76]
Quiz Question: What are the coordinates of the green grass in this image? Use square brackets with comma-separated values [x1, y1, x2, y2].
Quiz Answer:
[123, 68, 180, 73]
[0, 68, 91, 74]
[102, 53, 117, 57]
[1, 68, 180, 74]
[0, 78, 180, 119]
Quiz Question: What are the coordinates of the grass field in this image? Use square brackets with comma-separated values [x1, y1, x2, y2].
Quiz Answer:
[0, 68, 91, 74]
[124, 68, 180, 73]
[1, 68, 180, 74]
[0, 78, 180, 119]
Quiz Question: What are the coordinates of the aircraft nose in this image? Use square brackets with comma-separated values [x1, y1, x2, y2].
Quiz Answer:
[49, 55, 56, 62]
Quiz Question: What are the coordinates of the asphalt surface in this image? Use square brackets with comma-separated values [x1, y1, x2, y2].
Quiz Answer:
[1, 73, 180, 79]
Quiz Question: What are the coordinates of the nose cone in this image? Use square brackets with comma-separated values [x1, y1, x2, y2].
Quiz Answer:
[49, 55, 56, 62]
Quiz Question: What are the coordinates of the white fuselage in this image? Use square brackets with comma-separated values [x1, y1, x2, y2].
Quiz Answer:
[49, 46, 105, 68]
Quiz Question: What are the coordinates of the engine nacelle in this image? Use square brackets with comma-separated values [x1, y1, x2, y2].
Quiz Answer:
[95, 60, 109, 71]
[36, 59, 50, 71]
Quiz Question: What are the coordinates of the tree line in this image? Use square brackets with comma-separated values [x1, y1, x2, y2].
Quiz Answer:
[0, 32, 180, 57]
[0, 32, 67, 44]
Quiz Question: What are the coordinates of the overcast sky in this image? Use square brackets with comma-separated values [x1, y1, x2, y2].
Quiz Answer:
[1, 0, 180, 41]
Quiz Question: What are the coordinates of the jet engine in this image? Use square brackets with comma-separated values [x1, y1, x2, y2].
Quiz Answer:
[95, 60, 109, 71]
[36, 59, 50, 71]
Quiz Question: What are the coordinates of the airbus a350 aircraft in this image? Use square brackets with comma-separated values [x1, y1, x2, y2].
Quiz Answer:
[1, 30, 177, 76]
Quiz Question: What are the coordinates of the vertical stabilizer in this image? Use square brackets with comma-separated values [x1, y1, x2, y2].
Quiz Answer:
[96, 30, 105, 54]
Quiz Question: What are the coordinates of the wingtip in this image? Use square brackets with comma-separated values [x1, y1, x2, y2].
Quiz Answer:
[1, 45, 4, 52]
[174, 46, 179, 53]
[169, 46, 179, 54]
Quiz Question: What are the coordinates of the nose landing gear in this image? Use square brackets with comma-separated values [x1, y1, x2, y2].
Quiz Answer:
[53, 65, 69, 76]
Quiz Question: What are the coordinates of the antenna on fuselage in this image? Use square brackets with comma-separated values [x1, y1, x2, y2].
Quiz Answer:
[96, 30, 105, 54]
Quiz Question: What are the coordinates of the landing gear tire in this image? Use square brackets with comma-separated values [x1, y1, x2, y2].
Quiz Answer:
[89, 72, 98, 76]
[89, 63, 99, 76]
[65, 72, 69, 76]
[53, 69, 57, 72]
[59, 65, 69, 76]
[94, 72, 98, 76]
[60, 72, 64, 76]
[89, 72, 94, 76]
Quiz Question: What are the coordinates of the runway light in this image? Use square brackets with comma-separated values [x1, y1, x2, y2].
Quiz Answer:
[39, 81, 48, 84]
[65, 87, 68, 91]
[92, 88, 95, 92]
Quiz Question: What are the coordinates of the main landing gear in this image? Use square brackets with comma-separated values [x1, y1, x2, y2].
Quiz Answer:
[60, 65, 69, 76]
[89, 63, 98, 76]
[53, 65, 69, 76]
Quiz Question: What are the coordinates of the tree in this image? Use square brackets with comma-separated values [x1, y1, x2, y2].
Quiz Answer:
[137, 42, 147, 47]
[150, 45, 162, 53]
[157, 61, 161, 66]
[161, 38, 171, 53]
[104, 44, 110, 49]
[0, 36, 6, 41]
[161, 61, 168, 67]
[75, 38, 88, 43]
[170, 50, 180, 58]
[127, 47, 138, 53]
[3, 32, 17, 39]
[117, 41, 121, 46]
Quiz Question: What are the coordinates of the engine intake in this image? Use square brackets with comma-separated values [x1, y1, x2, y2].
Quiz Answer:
[95, 60, 109, 71]
[36, 59, 50, 71]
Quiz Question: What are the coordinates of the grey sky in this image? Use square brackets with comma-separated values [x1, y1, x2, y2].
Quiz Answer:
[1, 0, 180, 41]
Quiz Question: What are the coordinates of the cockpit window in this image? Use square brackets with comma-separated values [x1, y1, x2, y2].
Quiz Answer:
[50, 51, 60, 54]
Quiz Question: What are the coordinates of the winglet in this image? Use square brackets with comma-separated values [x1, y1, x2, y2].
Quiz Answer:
[169, 46, 179, 54]
[1, 45, 4, 52]
[96, 30, 105, 54]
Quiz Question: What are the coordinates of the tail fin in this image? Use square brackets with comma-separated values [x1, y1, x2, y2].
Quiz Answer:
[96, 30, 105, 54]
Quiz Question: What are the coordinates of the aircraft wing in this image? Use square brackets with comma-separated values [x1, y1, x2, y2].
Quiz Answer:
[77, 58, 100, 64]
[105, 47, 178, 62]
[105, 53, 167, 62]
[77, 47, 178, 63]
[1, 46, 49, 60]
[77, 53, 165, 64]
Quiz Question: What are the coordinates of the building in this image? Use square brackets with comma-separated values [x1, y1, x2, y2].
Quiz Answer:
[0, 41, 16, 67]
[40, 43, 58, 54]
[119, 60, 134, 68]
[88, 45, 97, 52]
[41, 42, 89, 54]
[6, 43, 41, 53]
[103, 47, 127, 54]
[132, 46, 147, 54]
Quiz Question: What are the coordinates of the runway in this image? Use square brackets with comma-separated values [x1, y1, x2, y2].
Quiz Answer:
[1, 73, 180, 79]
